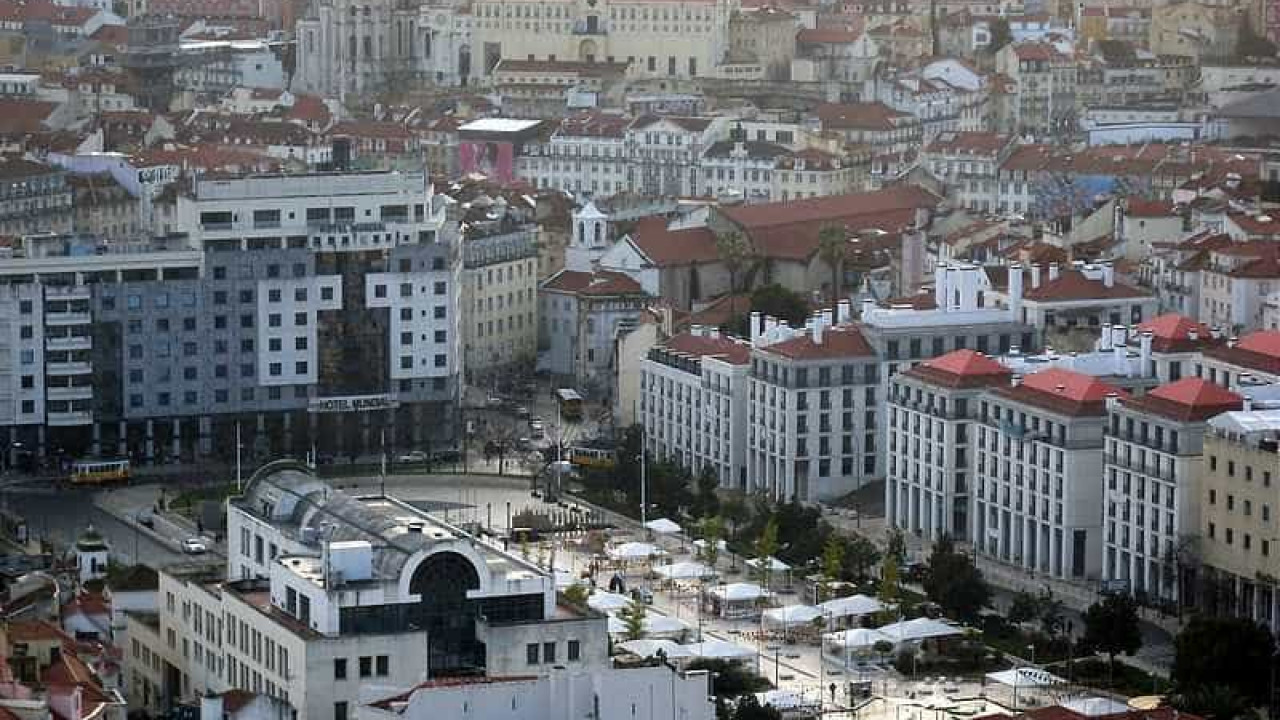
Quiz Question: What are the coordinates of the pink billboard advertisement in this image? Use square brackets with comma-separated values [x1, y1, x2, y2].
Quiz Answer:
[459, 140, 515, 183]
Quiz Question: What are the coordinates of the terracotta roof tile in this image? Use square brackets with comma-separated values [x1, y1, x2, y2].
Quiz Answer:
[1137, 314, 1215, 353]
[995, 367, 1126, 417]
[662, 332, 751, 365]
[1124, 378, 1242, 422]
[1022, 269, 1149, 302]
[681, 293, 751, 328]
[903, 349, 1012, 389]
[925, 131, 1011, 156]
[758, 325, 875, 360]
[630, 217, 719, 266]
[1204, 331, 1280, 376]
[816, 101, 911, 131]
[1125, 198, 1176, 217]
[542, 269, 646, 296]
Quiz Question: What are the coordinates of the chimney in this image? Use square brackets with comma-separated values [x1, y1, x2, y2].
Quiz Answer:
[1244, 396, 1254, 411]
[812, 316, 825, 345]
[837, 299, 851, 323]
[861, 297, 876, 320]
[1031, 264, 1042, 288]
[823, 309, 834, 328]
[1099, 323, 1113, 351]
[1188, 329, 1199, 342]
[1139, 330, 1153, 376]
[1049, 263, 1061, 282]
[1113, 339, 1127, 376]
[750, 311, 762, 345]
[934, 262, 948, 309]
[1101, 262, 1115, 287]
[1228, 336, 1238, 349]
[1012, 374, 1023, 387]
[1105, 392, 1120, 412]
[690, 324, 703, 337]
[1009, 263, 1024, 319]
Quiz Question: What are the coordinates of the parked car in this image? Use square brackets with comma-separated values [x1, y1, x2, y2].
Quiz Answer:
[431, 449, 462, 463]
[136, 511, 154, 529]
[181, 538, 208, 554]
[397, 451, 429, 464]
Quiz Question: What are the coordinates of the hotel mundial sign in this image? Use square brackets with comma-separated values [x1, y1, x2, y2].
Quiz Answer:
[308, 394, 400, 414]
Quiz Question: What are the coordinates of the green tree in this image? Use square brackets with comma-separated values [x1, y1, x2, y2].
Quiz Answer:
[732, 695, 783, 720]
[715, 230, 753, 295]
[820, 534, 847, 601]
[562, 583, 590, 608]
[692, 466, 721, 518]
[755, 515, 779, 589]
[843, 534, 882, 581]
[1173, 616, 1276, 707]
[701, 515, 724, 568]
[749, 284, 809, 327]
[987, 18, 1012, 53]
[1038, 588, 1065, 638]
[1007, 590, 1039, 625]
[879, 553, 900, 610]
[688, 658, 771, 697]
[1081, 592, 1143, 675]
[620, 598, 648, 641]
[720, 496, 749, 542]
[921, 535, 991, 622]
[885, 528, 907, 564]
[1169, 684, 1255, 720]
[817, 224, 848, 303]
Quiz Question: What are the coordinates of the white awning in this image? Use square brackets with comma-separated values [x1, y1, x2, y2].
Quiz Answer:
[745, 556, 790, 572]
[617, 639, 695, 659]
[986, 668, 1066, 689]
[587, 591, 631, 612]
[607, 614, 691, 637]
[644, 518, 682, 534]
[707, 582, 770, 602]
[819, 594, 885, 618]
[654, 561, 716, 581]
[823, 628, 891, 649]
[755, 689, 816, 711]
[762, 604, 823, 628]
[607, 542, 663, 560]
[687, 639, 756, 659]
[877, 617, 964, 642]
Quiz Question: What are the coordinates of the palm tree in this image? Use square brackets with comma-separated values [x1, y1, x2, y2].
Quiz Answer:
[715, 229, 752, 295]
[817, 224, 847, 303]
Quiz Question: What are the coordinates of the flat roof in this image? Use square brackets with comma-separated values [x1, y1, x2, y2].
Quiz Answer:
[458, 118, 543, 134]
[0, 73, 40, 83]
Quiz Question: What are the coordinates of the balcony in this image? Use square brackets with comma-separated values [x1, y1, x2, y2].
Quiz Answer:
[47, 410, 92, 427]
[573, 19, 607, 34]
[47, 385, 93, 402]
[46, 335, 91, 352]
[47, 360, 92, 376]
[45, 311, 91, 326]
[45, 285, 91, 301]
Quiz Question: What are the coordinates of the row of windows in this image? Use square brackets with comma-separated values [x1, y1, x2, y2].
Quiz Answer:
[525, 639, 581, 665]
[129, 385, 311, 408]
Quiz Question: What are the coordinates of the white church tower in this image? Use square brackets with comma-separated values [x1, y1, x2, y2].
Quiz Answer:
[565, 201, 611, 272]
[75, 525, 109, 585]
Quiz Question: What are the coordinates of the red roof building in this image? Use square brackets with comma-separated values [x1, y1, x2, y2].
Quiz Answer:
[1137, 313, 1217, 354]
[996, 367, 1126, 417]
[1123, 377, 1242, 422]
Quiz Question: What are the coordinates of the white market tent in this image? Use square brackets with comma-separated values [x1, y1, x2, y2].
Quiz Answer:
[986, 668, 1066, 689]
[687, 639, 756, 660]
[645, 518, 683, 534]
[706, 582, 771, 619]
[587, 591, 631, 613]
[617, 639, 695, 660]
[692, 539, 728, 552]
[821, 628, 893, 666]
[762, 604, 823, 629]
[745, 556, 790, 572]
[819, 594, 885, 620]
[754, 689, 816, 712]
[607, 614, 691, 638]
[654, 561, 716, 581]
[878, 617, 964, 643]
[608, 542, 664, 561]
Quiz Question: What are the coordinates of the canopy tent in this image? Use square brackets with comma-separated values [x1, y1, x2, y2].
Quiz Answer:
[553, 570, 582, 589]
[692, 539, 728, 552]
[745, 556, 790, 572]
[705, 582, 771, 619]
[587, 591, 631, 613]
[654, 561, 716, 581]
[754, 689, 818, 712]
[986, 668, 1066, 689]
[819, 594, 885, 620]
[644, 518, 682, 534]
[617, 639, 695, 660]
[762, 604, 823, 629]
[607, 542, 663, 561]
[821, 627, 893, 667]
[687, 639, 756, 660]
[878, 617, 964, 643]
[607, 614, 691, 638]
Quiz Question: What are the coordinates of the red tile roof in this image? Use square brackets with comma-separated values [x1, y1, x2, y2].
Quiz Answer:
[542, 269, 646, 296]
[663, 332, 751, 365]
[759, 325, 875, 360]
[7, 619, 72, 644]
[1125, 198, 1176, 217]
[1010, 42, 1061, 61]
[371, 676, 541, 709]
[996, 368, 1126, 417]
[924, 131, 1011, 156]
[630, 217, 718, 266]
[680, 293, 751, 329]
[1124, 378, 1242, 422]
[1229, 211, 1280, 238]
[1137, 313, 1215, 353]
[1204, 330, 1280, 376]
[1022, 269, 1149, 302]
[0, 99, 57, 135]
[1238, 330, 1280, 356]
[904, 349, 1012, 389]
[816, 101, 911, 132]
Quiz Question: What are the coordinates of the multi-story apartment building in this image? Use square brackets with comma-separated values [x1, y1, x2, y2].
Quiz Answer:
[1149, 1, 1241, 62]
[974, 367, 1123, 580]
[887, 349, 1013, 542]
[921, 132, 1015, 213]
[1197, 242, 1280, 333]
[986, 262, 1159, 338]
[462, 228, 539, 380]
[640, 329, 751, 489]
[130, 461, 609, 718]
[68, 172, 141, 242]
[746, 305, 882, 502]
[0, 171, 461, 465]
[628, 115, 723, 198]
[1198, 329, 1280, 389]
[1103, 378, 1242, 604]
[1199, 408, 1280, 630]
[518, 111, 631, 197]
[995, 42, 1078, 137]
[0, 157, 74, 238]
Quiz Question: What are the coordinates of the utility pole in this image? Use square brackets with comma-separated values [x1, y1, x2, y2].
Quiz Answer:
[380, 429, 387, 498]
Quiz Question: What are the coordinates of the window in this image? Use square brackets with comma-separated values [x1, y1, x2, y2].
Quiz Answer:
[543, 642, 556, 663]
[527, 643, 539, 664]
[359, 656, 372, 677]
[375, 655, 388, 676]
[568, 639, 580, 661]
[334, 702, 348, 720]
